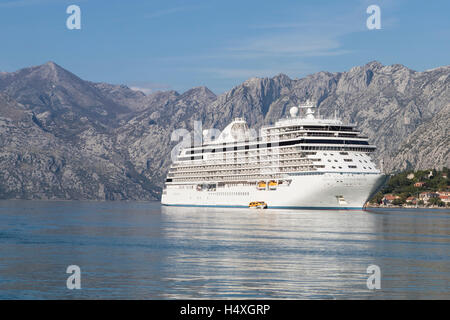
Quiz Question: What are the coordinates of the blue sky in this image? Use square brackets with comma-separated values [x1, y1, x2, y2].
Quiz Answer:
[0, 0, 449, 94]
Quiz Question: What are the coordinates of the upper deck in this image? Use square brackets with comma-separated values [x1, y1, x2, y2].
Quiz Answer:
[200, 101, 363, 145]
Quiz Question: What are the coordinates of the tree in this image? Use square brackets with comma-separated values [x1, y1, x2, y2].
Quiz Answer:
[370, 192, 383, 204]
[428, 197, 444, 207]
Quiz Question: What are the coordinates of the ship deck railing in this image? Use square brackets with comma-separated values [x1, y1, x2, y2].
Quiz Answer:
[170, 157, 316, 172]
[169, 163, 317, 176]
[168, 166, 318, 180]
[172, 148, 307, 167]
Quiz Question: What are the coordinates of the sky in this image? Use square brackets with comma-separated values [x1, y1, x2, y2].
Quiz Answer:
[0, 0, 449, 94]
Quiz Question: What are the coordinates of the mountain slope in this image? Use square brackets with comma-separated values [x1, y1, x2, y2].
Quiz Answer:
[0, 61, 448, 200]
[0, 61, 133, 138]
[0, 91, 159, 200]
[388, 103, 449, 170]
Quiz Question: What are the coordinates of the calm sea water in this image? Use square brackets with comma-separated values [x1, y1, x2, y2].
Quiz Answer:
[0, 200, 448, 299]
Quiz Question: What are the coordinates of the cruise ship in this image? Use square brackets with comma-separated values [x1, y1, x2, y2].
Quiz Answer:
[161, 100, 387, 209]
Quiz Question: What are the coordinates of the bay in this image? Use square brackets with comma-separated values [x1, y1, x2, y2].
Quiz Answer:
[0, 201, 448, 299]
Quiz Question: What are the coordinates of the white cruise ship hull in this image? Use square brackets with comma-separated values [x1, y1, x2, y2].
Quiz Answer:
[162, 172, 387, 210]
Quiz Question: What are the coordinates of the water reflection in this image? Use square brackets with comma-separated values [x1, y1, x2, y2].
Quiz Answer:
[0, 201, 448, 299]
[160, 206, 450, 299]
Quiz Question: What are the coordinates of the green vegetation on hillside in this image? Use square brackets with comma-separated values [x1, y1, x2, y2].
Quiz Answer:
[369, 167, 449, 207]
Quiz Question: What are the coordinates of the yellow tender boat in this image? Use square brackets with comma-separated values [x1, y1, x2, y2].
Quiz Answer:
[249, 201, 268, 209]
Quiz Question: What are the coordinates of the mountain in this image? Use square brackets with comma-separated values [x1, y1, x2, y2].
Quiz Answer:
[0, 61, 448, 200]
[0, 61, 134, 138]
[388, 102, 449, 171]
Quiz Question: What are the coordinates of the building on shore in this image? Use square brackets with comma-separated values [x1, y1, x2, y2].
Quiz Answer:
[406, 196, 417, 204]
[414, 182, 425, 187]
[437, 191, 450, 204]
[382, 194, 400, 205]
[419, 192, 439, 204]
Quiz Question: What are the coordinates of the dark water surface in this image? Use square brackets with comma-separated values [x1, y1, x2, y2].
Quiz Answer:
[0, 201, 448, 299]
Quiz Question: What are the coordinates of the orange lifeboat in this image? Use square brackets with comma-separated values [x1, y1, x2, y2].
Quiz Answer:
[257, 181, 267, 190]
[268, 180, 278, 190]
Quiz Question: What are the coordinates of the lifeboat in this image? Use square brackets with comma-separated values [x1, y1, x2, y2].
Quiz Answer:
[257, 181, 267, 190]
[268, 180, 278, 190]
[249, 201, 268, 209]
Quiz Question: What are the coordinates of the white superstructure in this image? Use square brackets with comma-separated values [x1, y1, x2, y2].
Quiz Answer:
[161, 100, 387, 209]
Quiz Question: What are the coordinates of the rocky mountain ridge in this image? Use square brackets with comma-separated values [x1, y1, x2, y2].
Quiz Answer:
[0, 61, 448, 200]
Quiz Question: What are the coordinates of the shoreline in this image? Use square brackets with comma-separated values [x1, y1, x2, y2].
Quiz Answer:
[366, 205, 450, 210]
[1, 199, 449, 211]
